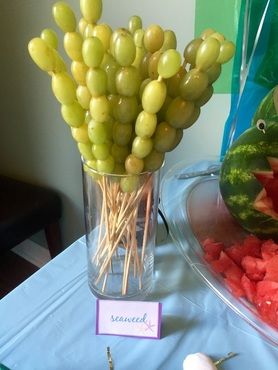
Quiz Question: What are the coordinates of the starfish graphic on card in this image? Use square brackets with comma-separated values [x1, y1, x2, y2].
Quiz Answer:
[96, 299, 162, 339]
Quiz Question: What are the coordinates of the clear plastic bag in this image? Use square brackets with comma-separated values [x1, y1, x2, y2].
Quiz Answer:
[221, 0, 278, 156]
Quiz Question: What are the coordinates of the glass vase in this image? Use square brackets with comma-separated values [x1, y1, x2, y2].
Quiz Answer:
[82, 161, 160, 300]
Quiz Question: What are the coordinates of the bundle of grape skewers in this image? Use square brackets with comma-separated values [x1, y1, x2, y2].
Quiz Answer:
[28, 0, 235, 296]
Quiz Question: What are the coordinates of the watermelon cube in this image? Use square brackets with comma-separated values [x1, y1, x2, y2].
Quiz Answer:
[241, 274, 256, 303]
[261, 239, 278, 260]
[202, 238, 224, 262]
[241, 256, 267, 281]
[264, 255, 278, 282]
[224, 277, 245, 298]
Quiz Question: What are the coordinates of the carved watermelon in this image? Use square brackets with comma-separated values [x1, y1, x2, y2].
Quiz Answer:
[219, 120, 278, 240]
[251, 86, 278, 126]
[252, 86, 278, 125]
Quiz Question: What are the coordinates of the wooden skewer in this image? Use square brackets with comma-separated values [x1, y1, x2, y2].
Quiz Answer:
[93, 173, 155, 295]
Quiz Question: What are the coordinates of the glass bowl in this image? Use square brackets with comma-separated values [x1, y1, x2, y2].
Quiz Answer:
[160, 158, 278, 346]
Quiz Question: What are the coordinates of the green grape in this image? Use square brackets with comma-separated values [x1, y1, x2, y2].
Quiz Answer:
[78, 17, 88, 36]
[111, 144, 130, 164]
[132, 136, 153, 159]
[114, 163, 126, 174]
[194, 85, 213, 107]
[153, 121, 176, 152]
[144, 149, 164, 172]
[89, 95, 110, 123]
[132, 46, 146, 69]
[107, 94, 119, 116]
[125, 154, 144, 175]
[216, 40, 236, 64]
[80, 0, 102, 23]
[71, 123, 90, 144]
[140, 52, 151, 79]
[206, 63, 221, 84]
[113, 96, 138, 124]
[77, 142, 94, 161]
[52, 49, 67, 73]
[92, 143, 110, 160]
[84, 23, 95, 38]
[113, 32, 136, 67]
[104, 118, 114, 141]
[61, 101, 85, 127]
[157, 49, 181, 79]
[142, 80, 167, 114]
[71, 61, 88, 85]
[52, 1, 76, 33]
[139, 78, 151, 100]
[110, 28, 129, 56]
[200, 28, 215, 40]
[115, 66, 141, 96]
[112, 122, 132, 146]
[86, 67, 107, 97]
[143, 24, 164, 53]
[157, 95, 172, 122]
[92, 23, 113, 51]
[76, 85, 91, 109]
[51, 71, 76, 105]
[134, 29, 144, 47]
[160, 30, 177, 52]
[40, 28, 58, 49]
[179, 68, 208, 101]
[183, 38, 203, 67]
[85, 159, 98, 172]
[148, 51, 163, 80]
[166, 67, 186, 98]
[210, 32, 225, 43]
[28, 37, 56, 72]
[64, 32, 83, 62]
[82, 37, 104, 68]
[184, 105, 201, 128]
[168, 128, 183, 151]
[97, 155, 115, 174]
[120, 175, 139, 193]
[128, 15, 142, 35]
[101, 53, 119, 94]
[195, 37, 220, 71]
[88, 119, 108, 144]
[135, 111, 157, 138]
[165, 97, 195, 129]
[85, 110, 91, 124]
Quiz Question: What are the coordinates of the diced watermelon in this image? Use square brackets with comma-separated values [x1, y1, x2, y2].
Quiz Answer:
[256, 280, 278, 300]
[225, 242, 245, 266]
[201, 235, 278, 329]
[241, 256, 267, 281]
[225, 235, 261, 266]
[261, 239, 278, 260]
[201, 238, 224, 262]
[255, 299, 278, 329]
[264, 255, 278, 282]
[224, 277, 245, 298]
[241, 274, 257, 303]
[241, 235, 262, 258]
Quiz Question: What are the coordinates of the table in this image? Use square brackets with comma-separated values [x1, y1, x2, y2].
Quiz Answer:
[0, 228, 277, 370]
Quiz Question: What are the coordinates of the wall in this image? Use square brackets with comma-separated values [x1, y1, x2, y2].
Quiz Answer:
[0, 0, 235, 248]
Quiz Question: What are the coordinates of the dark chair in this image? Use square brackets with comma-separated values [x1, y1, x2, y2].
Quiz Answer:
[0, 175, 63, 258]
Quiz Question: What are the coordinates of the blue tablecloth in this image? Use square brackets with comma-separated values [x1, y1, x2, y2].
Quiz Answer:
[0, 230, 277, 369]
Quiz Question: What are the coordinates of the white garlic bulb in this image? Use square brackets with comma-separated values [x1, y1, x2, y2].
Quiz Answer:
[183, 352, 217, 370]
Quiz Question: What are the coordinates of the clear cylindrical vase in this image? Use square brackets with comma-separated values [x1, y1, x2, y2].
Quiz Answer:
[82, 161, 160, 300]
